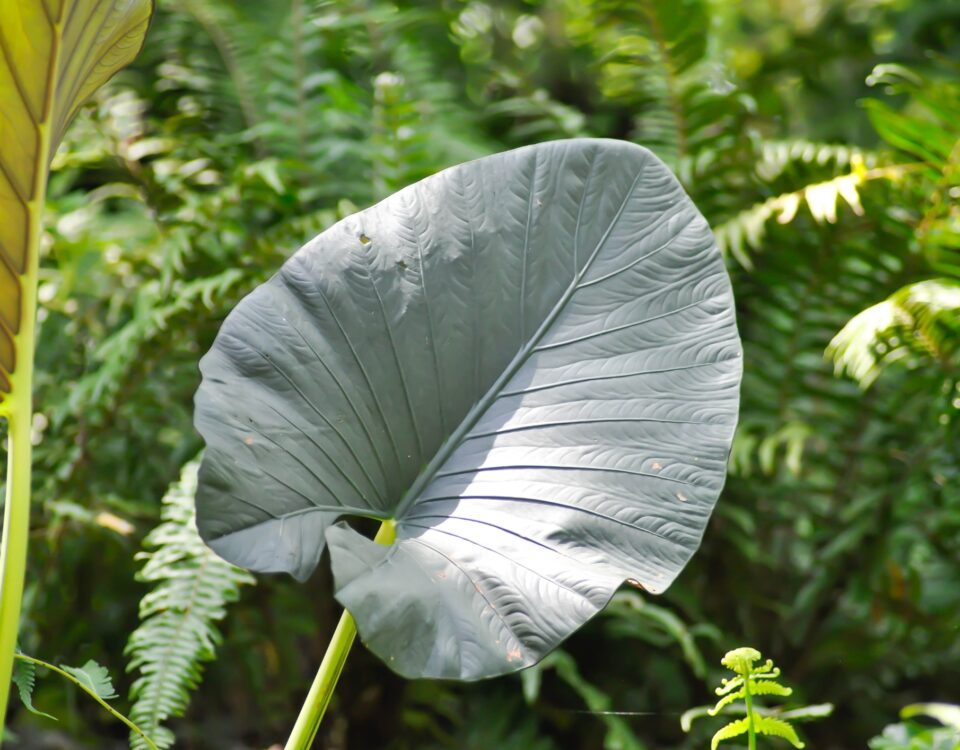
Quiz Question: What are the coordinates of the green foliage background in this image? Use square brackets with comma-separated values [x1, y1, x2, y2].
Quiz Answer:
[1, 0, 958, 748]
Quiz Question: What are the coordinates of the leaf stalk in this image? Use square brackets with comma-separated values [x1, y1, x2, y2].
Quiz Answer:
[743, 664, 757, 750]
[0, 397, 32, 740]
[284, 520, 396, 750]
[0, 120, 46, 744]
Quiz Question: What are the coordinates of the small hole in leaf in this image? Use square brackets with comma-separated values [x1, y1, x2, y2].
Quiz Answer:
[359, 233, 371, 245]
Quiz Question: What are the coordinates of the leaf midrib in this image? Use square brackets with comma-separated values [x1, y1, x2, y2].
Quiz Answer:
[392, 151, 652, 520]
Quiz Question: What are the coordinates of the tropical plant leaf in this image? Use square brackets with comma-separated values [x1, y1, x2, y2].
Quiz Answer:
[11, 656, 57, 721]
[194, 138, 742, 680]
[0, 0, 153, 414]
[61, 660, 118, 701]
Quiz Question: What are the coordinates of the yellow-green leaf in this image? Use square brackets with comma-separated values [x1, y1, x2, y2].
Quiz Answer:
[710, 686, 746, 715]
[755, 716, 805, 748]
[711, 717, 750, 750]
[0, 0, 153, 411]
[750, 679, 793, 698]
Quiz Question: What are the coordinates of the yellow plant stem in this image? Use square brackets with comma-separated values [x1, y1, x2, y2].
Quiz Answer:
[743, 666, 757, 750]
[0, 394, 32, 735]
[284, 520, 396, 750]
[0, 74, 49, 740]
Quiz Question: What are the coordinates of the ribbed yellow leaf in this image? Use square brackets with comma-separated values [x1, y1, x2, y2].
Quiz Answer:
[0, 0, 152, 409]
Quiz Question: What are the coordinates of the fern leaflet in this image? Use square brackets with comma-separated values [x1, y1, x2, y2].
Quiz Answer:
[755, 716, 806, 748]
[11, 656, 56, 721]
[711, 717, 750, 750]
[63, 660, 118, 700]
[125, 460, 254, 750]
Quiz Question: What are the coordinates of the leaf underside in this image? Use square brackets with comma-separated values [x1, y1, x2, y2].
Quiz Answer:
[0, 0, 153, 409]
[195, 138, 742, 680]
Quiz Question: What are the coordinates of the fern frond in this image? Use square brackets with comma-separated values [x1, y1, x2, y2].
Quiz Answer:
[371, 70, 433, 199]
[755, 716, 805, 748]
[865, 64, 960, 170]
[714, 169, 871, 268]
[171, 0, 263, 135]
[730, 420, 812, 478]
[710, 687, 745, 715]
[715, 675, 745, 696]
[703, 648, 817, 749]
[125, 460, 254, 750]
[485, 90, 587, 142]
[63, 660, 118, 701]
[751, 680, 794, 698]
[721, 647, 762, 674]
[827, 279, 960, 387]
[756, 139, 875, 182]
[12, 656, 56, 721]
[711, 717, 750, 750]
[563, 0, 717, 167]
[58, 269, 245, 424]
[825, 300, 908, 387]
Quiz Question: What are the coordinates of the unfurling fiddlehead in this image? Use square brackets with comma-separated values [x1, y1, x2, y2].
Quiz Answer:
[709, 648, 805, 750]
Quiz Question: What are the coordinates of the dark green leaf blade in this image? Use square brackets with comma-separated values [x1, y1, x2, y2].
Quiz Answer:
[195, 138, 742, 680]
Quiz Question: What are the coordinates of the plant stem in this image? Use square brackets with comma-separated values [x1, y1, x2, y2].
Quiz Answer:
[0, 27, 51, 735]
[284, 520, 396, 750]
[743, 664, 757, 750]
[13, 654, 159, 750]
[0, 389, 34, 738]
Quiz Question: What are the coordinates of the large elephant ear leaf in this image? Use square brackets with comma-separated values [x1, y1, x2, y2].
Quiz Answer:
[195, 138, 742, 680]
[0, 0, 153, 414]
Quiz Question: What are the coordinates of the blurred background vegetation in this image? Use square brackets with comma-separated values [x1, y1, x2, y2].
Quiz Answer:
[1, 0, 959, 748]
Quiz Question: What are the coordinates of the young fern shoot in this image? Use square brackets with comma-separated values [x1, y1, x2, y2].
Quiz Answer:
[709, 648, 805, 750]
